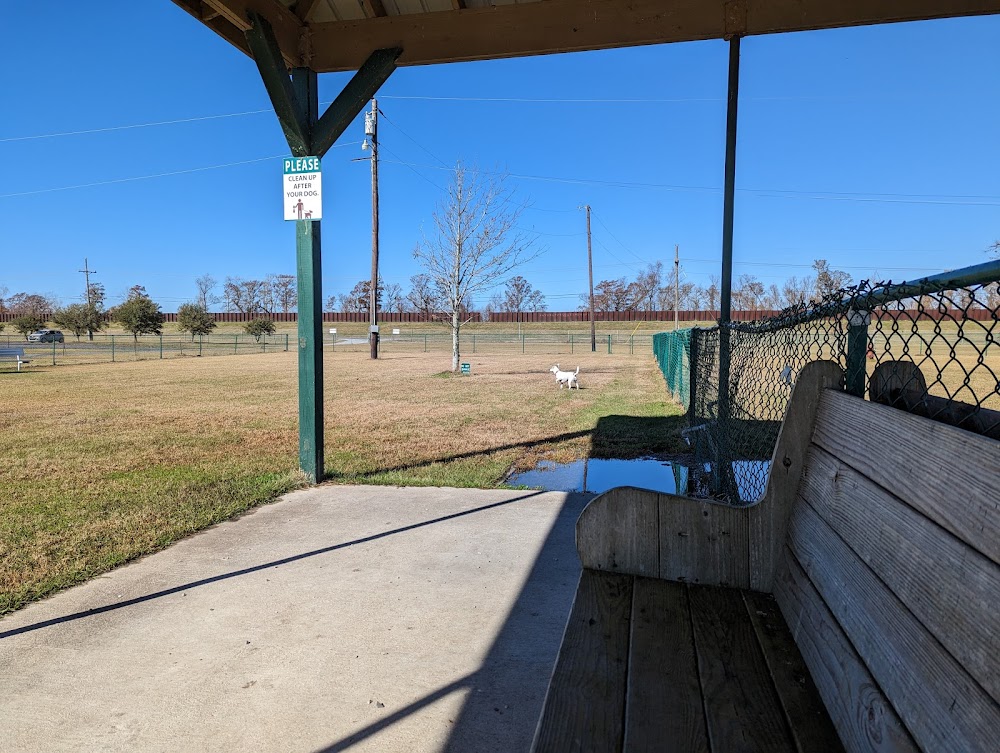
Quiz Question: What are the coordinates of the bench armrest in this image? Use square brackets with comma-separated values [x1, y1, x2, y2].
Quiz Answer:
[576, 361, 844, 591]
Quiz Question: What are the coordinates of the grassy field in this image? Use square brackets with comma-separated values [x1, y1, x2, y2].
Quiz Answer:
[0, 350, 682, 614]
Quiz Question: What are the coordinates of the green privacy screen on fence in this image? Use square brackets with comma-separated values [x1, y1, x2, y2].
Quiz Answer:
[653, 260, 1000, 506]
[652, 329, 692, 410]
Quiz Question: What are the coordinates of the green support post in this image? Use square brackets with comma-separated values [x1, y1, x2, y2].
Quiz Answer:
[199, 336, 203, 356]
[245, 13, 400, 484]
[111, 335, 115, 363]
[159, 335, 163, 359]
[473, 334, 476, 354]
[52, 339, 56, 366]
[285, 333, 289, 352]
[424, 334, 427, 352]
[608, 334, 612, 354]
[292, 68, 325, 483]
[846, 309, 870, 397]
[570, 333, 574, 353]
[630, 335, 634, 355]
[235, 335, 239, 354]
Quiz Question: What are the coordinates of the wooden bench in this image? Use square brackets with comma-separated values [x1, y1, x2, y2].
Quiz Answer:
[532, 361, 1000, 752]
[0, 347, 31, 371]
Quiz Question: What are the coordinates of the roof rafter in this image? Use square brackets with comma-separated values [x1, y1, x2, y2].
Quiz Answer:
[171, 0, 1000, 73]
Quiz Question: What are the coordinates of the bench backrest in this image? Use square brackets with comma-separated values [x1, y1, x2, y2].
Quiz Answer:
[0, 348, 26, 358]
[774, 389, 1000, 752]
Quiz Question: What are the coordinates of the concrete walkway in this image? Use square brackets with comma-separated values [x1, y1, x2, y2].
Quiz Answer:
[0, 486, 590, 753]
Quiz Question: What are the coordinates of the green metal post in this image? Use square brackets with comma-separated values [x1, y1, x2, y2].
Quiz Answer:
[473, 334, 476, 354]
[522, 333, 525, 353]
[263, 336, 267, 353]
[607, 334, 612, 354]
[52, 339, 56, 366]
[235, 335, 238, 354]
[159, 335, 163, 359]
[630, 335, 634, 355]
[424, 334, 427, 352]
[111, 335, 115, 363]
[285, 333, 289, 352]
[846, 309, 870, 397]
[571, 333, 574, 354]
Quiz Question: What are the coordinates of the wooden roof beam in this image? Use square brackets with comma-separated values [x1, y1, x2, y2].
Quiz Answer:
[202, 0, 304, 65]
[305, 0, 1000, 72]
[362, 0, 388, 19]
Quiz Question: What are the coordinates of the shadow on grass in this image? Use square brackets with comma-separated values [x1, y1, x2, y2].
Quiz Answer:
[325, 414, 690, 484]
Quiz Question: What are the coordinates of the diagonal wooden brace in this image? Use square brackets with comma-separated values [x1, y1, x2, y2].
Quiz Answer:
[246, 12, 400, 158]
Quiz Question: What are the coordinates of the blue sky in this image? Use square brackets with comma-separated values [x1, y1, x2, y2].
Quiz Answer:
[1, 3, 997, 311]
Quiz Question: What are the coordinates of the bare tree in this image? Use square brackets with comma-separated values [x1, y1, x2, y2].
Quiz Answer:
[812, 260, 853, 299]
[705, 275, 720, 311]
[0, 285, 7, 313]
[782, 275, 814, 307]
[413, 164, 535, 371]
[195, 274, 218, 310]
[406, 274, 441, 321]
[270, 274, 296, 314]
[383, 282, 404, 315]
[501, 275, 546, 313]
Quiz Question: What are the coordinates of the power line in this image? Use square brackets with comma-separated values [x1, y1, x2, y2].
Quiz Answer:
[0, 142, 362, 199]
[379, 159, 1000, 207]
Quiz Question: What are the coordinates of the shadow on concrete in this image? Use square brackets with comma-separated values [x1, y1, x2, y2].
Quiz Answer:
[312, 492, 591, 753]
[0, 490, 546, 642]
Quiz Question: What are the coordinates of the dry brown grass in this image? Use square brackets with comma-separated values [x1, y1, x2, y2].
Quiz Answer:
[0, 350, 680, 613]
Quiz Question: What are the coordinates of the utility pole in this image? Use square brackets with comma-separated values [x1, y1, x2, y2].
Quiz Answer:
[79, 258, 97, 341]
[585, 205, 596, 352]
[367, 98, 380, 359]
[674, 244, 680, 331]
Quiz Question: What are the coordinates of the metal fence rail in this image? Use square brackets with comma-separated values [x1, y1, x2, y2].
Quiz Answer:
[1, 331, 658, 368]
[0, 334, 290, 367]
[654, 260, 1000, 505]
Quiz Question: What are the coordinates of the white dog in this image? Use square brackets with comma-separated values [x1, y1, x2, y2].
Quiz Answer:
[549, 364, 580, 390]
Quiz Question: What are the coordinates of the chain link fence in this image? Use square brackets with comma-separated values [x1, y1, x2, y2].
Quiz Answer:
[655, 260, 1000, 505]
[0, 333, 290, 367]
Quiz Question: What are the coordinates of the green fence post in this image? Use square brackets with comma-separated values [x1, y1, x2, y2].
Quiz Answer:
[424, 334, 427, 352]
[570, 334, 574, 354]
[522, 333, 525, 353]
[263, 337, 267, 353]
[846, 309, 871, 397]
[473, 334, 476, 354]
[199, 335, 203, 356]
[688, 331, 699, 420]
[285, 333, 289, 352]
[234, 335, 238, 354]
[630, 335, 634, 355]
[159, 335, 163, 359]
[608, 334, 612, 354]
[111, 335, 115, 362]
[52, 339, 56, 366]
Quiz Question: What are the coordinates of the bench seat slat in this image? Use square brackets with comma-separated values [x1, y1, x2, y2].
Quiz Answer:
[787, 500, 999, 752]
[687, 585, 798, 752]
[623, 578, 708, 752]
[742, 590, 844, 752]
[532, 569, 633, 753]
[774, 551, 917, 753]
[802, 444, 1000, 702]
[812, 390, 1000, 565]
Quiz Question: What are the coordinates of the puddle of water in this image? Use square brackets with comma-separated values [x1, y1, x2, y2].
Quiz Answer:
[507, 457, 769, 499]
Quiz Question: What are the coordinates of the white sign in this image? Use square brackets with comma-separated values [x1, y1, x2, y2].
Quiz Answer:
[283, 156, 322, 221]
[329, 328, 337, 334]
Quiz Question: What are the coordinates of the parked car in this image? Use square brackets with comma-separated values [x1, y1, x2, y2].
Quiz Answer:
[27, 329, 64, 343]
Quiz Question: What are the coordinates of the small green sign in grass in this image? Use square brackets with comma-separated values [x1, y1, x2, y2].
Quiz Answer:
[461, 362, 471, 375]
